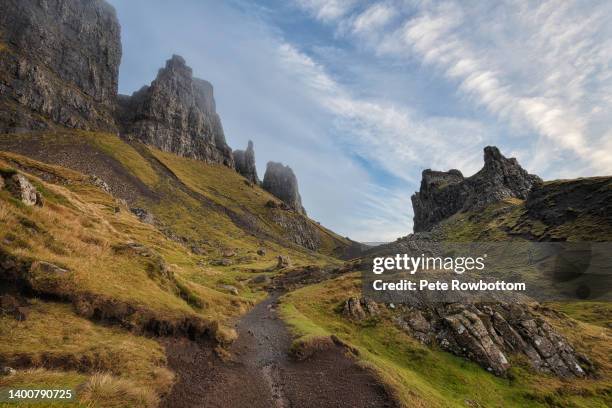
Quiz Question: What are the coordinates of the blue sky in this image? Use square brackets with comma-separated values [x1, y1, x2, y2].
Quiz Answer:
[108, 0, 612, 242]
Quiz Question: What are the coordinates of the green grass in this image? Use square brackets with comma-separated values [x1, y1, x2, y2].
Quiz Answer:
[149, 147, 350, 258]
[280, 273, 612, 408]
[79, 131, 159, 187]
[545, 301, 612, 328]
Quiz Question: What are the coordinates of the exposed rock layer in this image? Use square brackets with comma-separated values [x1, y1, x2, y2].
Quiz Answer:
[118, 55, 233, 166]
[263, 162, 305, 214]
[412, 146, 542, 232]
[0, 0, 121, 132]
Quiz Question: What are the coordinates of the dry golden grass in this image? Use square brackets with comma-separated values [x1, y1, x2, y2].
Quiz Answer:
[79, 373, 159, 408]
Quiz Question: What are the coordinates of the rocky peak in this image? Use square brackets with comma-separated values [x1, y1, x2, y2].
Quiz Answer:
[263, 162, 306, 214]
[118, 54, 234, 166]
[412, 146, 542, 232]
[0, 0, 121, 132]
[234, 140, 259, 184]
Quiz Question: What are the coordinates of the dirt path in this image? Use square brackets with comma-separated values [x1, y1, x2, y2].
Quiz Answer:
[161, 294, 398, 408]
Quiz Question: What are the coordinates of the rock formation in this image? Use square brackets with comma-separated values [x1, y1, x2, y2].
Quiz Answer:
[342, 297, 379, 320]
[412, 146, 542, 232]
[0, 0, 121, 132]
[1, 171, 43, 206]
[233, 140, 259, 184]
[392, 302, 592, 378]
[118, 55, 233, 166]
[262, 162, 305, 214]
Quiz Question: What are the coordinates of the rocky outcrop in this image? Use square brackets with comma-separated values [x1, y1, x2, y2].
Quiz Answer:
[270, 211, 320, 250]
[118, 55, 233, 166]
[0, 0, 121, 132]
[234, 140, 259, 184]
[526, 177, 612, 228]
[412, 146, 542, 232]
[277, 255, 291, 268]
[262, 162, 305, 214]
[372, 300, 591, 378]
[1, 171, 43, 206]
[342, 297, 379, 320]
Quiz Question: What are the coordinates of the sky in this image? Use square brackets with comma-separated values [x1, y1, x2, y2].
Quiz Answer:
[108, 0, 612, 242]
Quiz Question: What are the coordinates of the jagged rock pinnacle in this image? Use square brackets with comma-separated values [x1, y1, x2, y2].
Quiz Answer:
[118, 55, 234, 167]
[262, 162, 306, 215]
[411, 146, 542, 232]
[234, 141, 259, 184]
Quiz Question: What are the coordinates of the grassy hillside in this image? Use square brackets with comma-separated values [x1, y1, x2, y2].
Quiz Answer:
[278, 190, 612, 407]
[1, 131, 610, 408]
[280, 273, 612, 408]
[0, 130, 351, 261]
[0, 146, 340, 406]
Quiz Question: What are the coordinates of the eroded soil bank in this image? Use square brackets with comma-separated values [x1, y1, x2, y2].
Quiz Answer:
[160, 294, 398, 408]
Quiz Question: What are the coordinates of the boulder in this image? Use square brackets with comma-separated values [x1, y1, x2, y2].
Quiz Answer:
[262, 162, 306, 214]
[89, 175, 111, 194]
[234, 140, 259, 184]
[411, 146, 542, 232]
[211, 259, 233, 267]
[4, 174, 40, 206]
[130, 208, 155, 224]
[30, 261, 69, 276]
[277, 255, 291, 268]
[218, 284, 239, 296]
[249, 275, 271, 285]
[0, 367, 16, 377]
[222, 249, 236, 258]
[257, 248, 266, 256]
[342, 297, 379, 320]
[118, 55, 234, 166]
[265, 200, 280, 209]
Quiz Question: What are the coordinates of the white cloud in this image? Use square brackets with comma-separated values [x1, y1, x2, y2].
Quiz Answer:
[298, 0, 612, 177]
[351, 2, 396, 34]
[277, 42, 488, 182]
[295, 0, 359, 22]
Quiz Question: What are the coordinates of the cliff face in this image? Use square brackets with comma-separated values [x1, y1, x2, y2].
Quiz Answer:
[412, 146, 542, 232]
[118, 55, 234, 166]
[263, 162, 305, 214]
[234, 140, 259, 184]
[0, 0, 121, 132]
